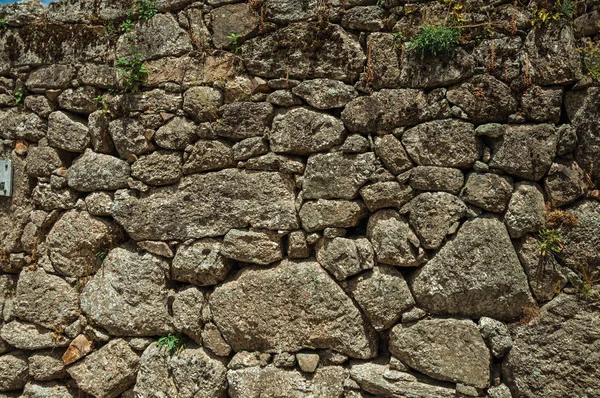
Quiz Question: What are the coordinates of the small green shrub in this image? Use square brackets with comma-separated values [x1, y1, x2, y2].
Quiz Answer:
[555, 0, 575, 19]
[93, 95, 109, 113]
[537, 228, 563, 257]
[95, 249, 108, 263]
[406, 25, 461, 59]
[0, 18, 7, 30]
[120, 18, 134, 33]
[115, 51, 148, 93]
[14, 87, 25, 105]
[227, 33, 242, 53]
[136, 0, 158, 21]
[578, 45, 600, 82]
[156, 333, 186, 355]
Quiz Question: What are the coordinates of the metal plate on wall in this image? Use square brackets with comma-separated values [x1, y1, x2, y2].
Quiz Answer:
[0, 160, 13, 197]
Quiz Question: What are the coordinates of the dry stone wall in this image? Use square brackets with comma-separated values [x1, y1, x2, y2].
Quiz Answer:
[1, 0, 600, 397]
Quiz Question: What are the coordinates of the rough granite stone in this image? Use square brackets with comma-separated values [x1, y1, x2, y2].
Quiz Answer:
[390, 318, 491, 388]
[292, 79, 358, 109]
[316, 237, 374, 281]
[402, 120, 481, 169]
[367, 210, 422, 267]
[183, 87, 223, 123]
[0, 352, 29, 392]
[80, 247, 173, 336]
[359, 181, 414, 212]
[544, 160, 587, 207]
[460, 172, 514, 213]
[411, 218, 535, 320]
[215, 102, 273, 139]
[108, 118, 154, 159]
[172, 287, 205, 344]
[503, 293, 600, 398]
[409, 166, 464, 194]
[134, 343, 227, 398]
[47, 210, 122, 278]
[131, 150, 183, 186]
[270, 107, 345, 155]
[504, 182, 546, 238]
[210, 260, 377, 359]
[111, 169, 298, 240]
[478, 317, 513, 358]
[373, 135, 413, 175]
[221, 229, 283, 265]
[172, 239, 232, 286]
[47, 111, 90, 153]
[348, 265, 415, 331]
[67, 339, 140, 398]
[154, 117, 198, 150]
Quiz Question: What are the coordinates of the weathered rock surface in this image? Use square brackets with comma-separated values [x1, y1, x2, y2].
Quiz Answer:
[183, 139, 234, 174]
[228, 365, 347, 398]
[408, 192, 467, 249]
[409, 166, 464, 194]
[172, 239, 231, 286]
[299, 200, 367, 232]
[359, 181, 413, 212]
[402, 120, 480, 168]
[0, 352, 29, 392]
[316, 237, 374, 281]
[22, 381, 77, 398]
[215, 102, 273, 139]
[367, 210, 421, 267]
[221, 229, 283, 265]
[172, 287, 205, 344]
[373, 135, 413, 175]
[341, 89, 440, 134]
[303, 152, 377, 199]
[242, 22, 365, 82]
[349, 362, 456, 398]
[210, 3, 259, 50]
[544, 160, 587, 207]
[111, 169, 298, 240]
[348, 265, 414, 331]
[390, 318, 491, 388]
[47, 111, 89, 152]
[292, 79, 358, 109]
[503, 294, 600, 398]
[411, 218, 535, 320]
[0, 320, 68, 350]
[478, 317, 513, 358]
[47, 210, 122, 278]
[210, 260, 377, 359]
[504, 182, 546, 238]
[131, 150, 183, 186]
[28, 350, 69, 381]
[489, 124, 557, 181]
[134, 343, 227, 398]
[521, 86, 563, 124]
[67, 339, 140, 398]
[14, 268, 80, 329]
[26, 146, 64, 177]
[108, 118, 154, 159]
[270, 107, 345, 155]
[460, 172, 513, 213]
[80, 247, 172, 336]
[559, 200, 600, 268]
[154, 117, 197, 150]
[0, 108, 46, 141]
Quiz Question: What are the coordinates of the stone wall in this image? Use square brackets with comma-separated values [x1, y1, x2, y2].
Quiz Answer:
[1, 0, 600, 397]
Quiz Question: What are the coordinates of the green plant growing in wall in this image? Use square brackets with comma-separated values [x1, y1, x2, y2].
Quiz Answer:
[156, 333, 186, 355]
[115, 51, 148, 93]
[0, 18, 7, 30]
[227, 33, 242, 53]
[406, 25, 461, 59]
[537, 228, 563, 257]
[578, 45, 600, 82]
[95, 249, 108, 263]
[93, 95, 109, 113]
[120, 18, 135, 33]
[14, 87, 25, 105]
[555, 0, 574, 19]
[136, 0, 158, 21]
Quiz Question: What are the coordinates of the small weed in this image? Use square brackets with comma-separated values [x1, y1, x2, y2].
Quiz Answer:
[545, 205, 579, 228]
[392, 32, 406, 42]
[519, 304, 541, 325]
[14, 87, 25, 105]
[156, 333, 186, 355]
[555, 0, 574, 19]
[577, 45, 600, 82]
[136, 0, 158, 21]
[537, 228, 564, 257]
[93, 95, 109, 113]
[95, 249, 108, 263]
[120, 18, 135, 33]
[531, 8, 558, 28]
[567, 264, 600, 299]
[0, 18, 7, 30]
[105, 22, 117, 35]
[115, 50, 148, 93]
[406, 25, 461, 59]
[227, 33, 242, 53]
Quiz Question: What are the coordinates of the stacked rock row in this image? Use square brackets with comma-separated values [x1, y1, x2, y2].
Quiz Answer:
[1, 0, 600, 397]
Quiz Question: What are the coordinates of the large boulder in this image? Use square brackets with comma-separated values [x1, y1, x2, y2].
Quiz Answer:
[134, 344, 227, 398]
[80, 247, 173, 336]
[302, 152, 378, 200]
[349, 362, 456, 398]
[390, 319, 491, 388]
[270, 107, 345, 155]
[14, 268, 80, 329]
[341, 89, 441, 134]
[47, 210, 122, 278]
[210, 260, 377, 359]
[228, 365, 347, 398]
[347, 265, 415, 331]
[111, 169, 298, 241]
[489, 124, 557, 181]
[503, 294, 600, 398]
[67, 149, 130, 192]
[402, 119, 481, 168]
[241, 22, 365, 83]
[411, 218, 535, 320]
[67, 339, 140, 398]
